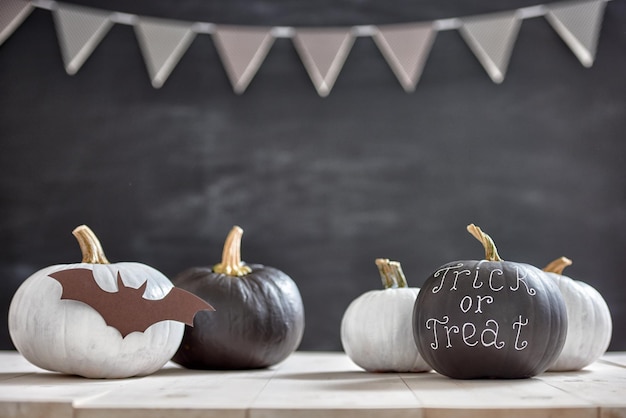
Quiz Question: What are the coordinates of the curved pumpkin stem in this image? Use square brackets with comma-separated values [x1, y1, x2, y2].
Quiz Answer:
[213, 226, 252, 277]
[72, 225, 110, 264]
[375, 258, 408, 289]
[543, 257, 572, 275]
[466, 224, 502, 262]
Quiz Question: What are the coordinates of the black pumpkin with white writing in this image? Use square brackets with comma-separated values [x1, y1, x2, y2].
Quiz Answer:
[412, 224, 567, 379]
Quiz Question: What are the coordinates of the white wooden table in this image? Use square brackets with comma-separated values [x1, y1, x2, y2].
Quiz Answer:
[0, 350, 625, 418]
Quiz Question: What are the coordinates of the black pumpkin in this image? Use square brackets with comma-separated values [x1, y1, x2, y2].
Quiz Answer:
[413, 224, 567, 379]
[171, 226, 305, 369]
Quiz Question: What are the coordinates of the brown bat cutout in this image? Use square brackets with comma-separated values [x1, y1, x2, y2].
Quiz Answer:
[48, 268, 214, 338]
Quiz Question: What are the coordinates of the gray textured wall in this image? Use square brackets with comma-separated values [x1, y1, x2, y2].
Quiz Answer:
[1, 0, 625, 352]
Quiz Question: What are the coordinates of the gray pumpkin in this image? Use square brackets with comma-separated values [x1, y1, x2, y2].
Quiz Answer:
[171, 226, 305, 369]
[413, 224, 568, 379]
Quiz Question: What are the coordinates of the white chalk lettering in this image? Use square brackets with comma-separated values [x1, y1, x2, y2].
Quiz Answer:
[426, 318, 527, 350]
[426, 262, 539, 352]
[509, 266, 537, 295]
[472, 266, 483, 289]
[425, 316, 450, 349]
[488, 269, 504, 291]
[451, 269, 471, 290]
[460, 295, 472, 313]
[458, 295, 493, 314]
[475, 295, 494, 313]
[512, 315, 529, 350]
[431, 263, 464, 293]
[480, 319, 505, 349]
[444, 325, 460, 348]
[462, 323, 478, 346]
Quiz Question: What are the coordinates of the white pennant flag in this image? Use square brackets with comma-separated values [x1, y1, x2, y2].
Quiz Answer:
[52, 3, 113, 75]
[292, 28, 355, 97]
[134, 17, 196, 88]
[459, 11, 521, 83]
[0, 0, 33, 45]
[212, 26, 275, 94]
[373, 23, 436, 92]
[545, 0, 607, 68]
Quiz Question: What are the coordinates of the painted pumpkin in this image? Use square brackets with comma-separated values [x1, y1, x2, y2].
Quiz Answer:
[413, 224, 568, 379]
[171, 226, 305, 369]
[544, 257, 612, 371]
[8, 225, 185, 378]
[341, 258, 430, 372]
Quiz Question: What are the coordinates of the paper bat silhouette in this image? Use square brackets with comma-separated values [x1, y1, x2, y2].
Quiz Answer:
[48, 268, 214, 338]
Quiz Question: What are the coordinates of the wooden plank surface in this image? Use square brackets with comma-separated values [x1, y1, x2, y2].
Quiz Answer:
[402, 370, 594, 418]
[0, 351, 45, 380]
[539, 361, 626, 418]
[0, 369, 134, 418]
[249, 352, 423, 418]
[74, 364, 276, 418]
[602, 352, 626, 368]
[0, 351, 625, 418]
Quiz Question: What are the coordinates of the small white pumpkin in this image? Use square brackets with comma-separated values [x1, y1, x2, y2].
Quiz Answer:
[544, 257, 613, 371]
[8, 225, 184, 378]
[340, 258, 430, 372]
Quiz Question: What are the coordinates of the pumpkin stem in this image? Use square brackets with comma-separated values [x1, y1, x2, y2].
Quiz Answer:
[213, 226, 252, 277]
[466, 224, 502, 262]
[375, 258, 408, 289]
[543, 257, 573, 275]
[72, 225, 110, 264]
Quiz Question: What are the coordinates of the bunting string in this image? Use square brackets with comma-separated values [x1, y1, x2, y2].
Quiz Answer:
[0, 0, 612, 96]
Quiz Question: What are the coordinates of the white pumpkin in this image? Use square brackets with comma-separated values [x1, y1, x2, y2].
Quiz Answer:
[8, 225, 184, 378]
[544, 257, 613, 371]
[340, 259, 431, 372]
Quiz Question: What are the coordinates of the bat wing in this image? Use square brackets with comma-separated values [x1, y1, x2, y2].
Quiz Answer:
[140, 287, 215, 327]
[49, 268, 215, 338]
[49, 268, 113, 312]
[49, 268, 141, 337]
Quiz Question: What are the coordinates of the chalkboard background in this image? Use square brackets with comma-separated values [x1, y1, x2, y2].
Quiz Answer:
[1, 0, 625, 353]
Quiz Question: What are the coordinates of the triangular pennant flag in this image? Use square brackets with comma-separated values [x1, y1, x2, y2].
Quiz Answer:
[292, 28, 355, 97]
[459, 11, 522, 83]
[52, 3, 113, 75]
[0, 0, 33, 46]
[545, 0, 606, 68]
[373, 23, 436, 92]
[212, 26, 275, 94]
[134, 17, 196, 88]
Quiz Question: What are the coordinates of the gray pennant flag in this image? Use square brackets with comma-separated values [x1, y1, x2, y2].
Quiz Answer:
[545, 0, 607, 67]
[212, 26, 275, 94]
[0, 0, 33, 45]
[134, 17, 196, 88]
[459, 11, 521, 83]
[52, 3, 113, 75]
[373, 23, 436, 92]
[292, 28, 355, 97]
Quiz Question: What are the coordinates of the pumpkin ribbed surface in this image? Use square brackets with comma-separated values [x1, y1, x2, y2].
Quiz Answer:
[341, 287, 430, 372]
[172, 263, 305, 369]
[9, 262, 184, 378]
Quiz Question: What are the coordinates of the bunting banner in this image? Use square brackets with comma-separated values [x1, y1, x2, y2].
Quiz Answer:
[0, 0, 32, 45]
[545, 0, 607, 67]
[292, 28, 355, 97]
[212, 25, 275, 94]
[52, 3, 113, 75]
[372, 23, 436, 92]
[0, 0, 613, 96]
[134, 17, 196, 88]
[459, 11, 522, 84]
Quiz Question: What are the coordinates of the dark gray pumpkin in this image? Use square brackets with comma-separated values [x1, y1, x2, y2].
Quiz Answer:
[412, 224, 568, 379]
[171, 226, 305, 369]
